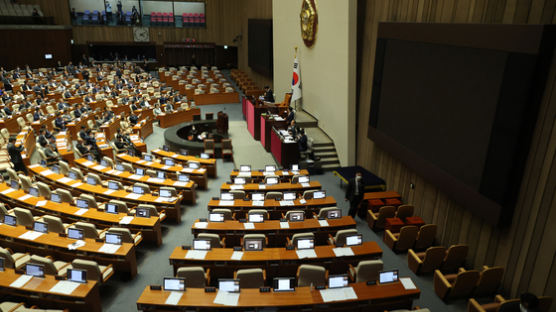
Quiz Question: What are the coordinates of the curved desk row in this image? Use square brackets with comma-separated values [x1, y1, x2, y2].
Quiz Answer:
[220, 181, 321, 194]
[151, 148, 217, 178]
[229, 168, 310, 182]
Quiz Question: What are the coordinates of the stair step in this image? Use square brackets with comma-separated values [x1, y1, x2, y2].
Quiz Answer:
[321, 163, 340, 171]
[320, 158, 340, 165]
[314, 152, 338, 159]
[312, 142, 335, 147]
[312, 146, 336, 152]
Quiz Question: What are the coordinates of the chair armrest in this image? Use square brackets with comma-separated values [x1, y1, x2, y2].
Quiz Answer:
[459, 267, 467, 273]
[286, 237, 292, 247]
[433, 270, 452, 300]
[468, 298, 486, 312]
[383, 229, 397, 250]
[495, 294, 506, 303]
[101, 264, 115, 282]
[221, 237, 226, 248]
[348, 264, 356, 282]
[205, 268, 211, 285]
[262, 269, 266, 281]
[407, 249, 422, 274]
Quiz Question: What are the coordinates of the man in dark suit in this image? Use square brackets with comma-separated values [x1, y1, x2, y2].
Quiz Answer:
[54, 114, 66, 131]
[7, 137, 27, 174]
[129, 113, 138, 126]
[285, 106, 295, 123]
[3, 106, 12, 116]
[264, 86, 274, 102]
[33, 108, 42, 121]
[499, 293, 540, 312]
[298, 128, 308, 153]
[345, 171, 365, 218]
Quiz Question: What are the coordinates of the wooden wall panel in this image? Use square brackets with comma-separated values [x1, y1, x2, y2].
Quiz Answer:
[356, 0, 556, 305]
[19, 0, 71, 25]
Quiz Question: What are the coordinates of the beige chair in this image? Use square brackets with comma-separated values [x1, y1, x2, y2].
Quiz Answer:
[473, 266, 504, 297]
[263, 175, 279, 184]
[176, 267, 209, 287]
[39, 215, 68, 234]
[0, 247, 30, 269]
[317, 207, 340, 219]
[247, 209, 268, 221]
[71, 259, 114, 283]
[285, 210, 305, 221]
[242, 233, 267, 248]
[55, 188, 74, 203]
[36, 181, 51, 199]
[291, 175, 301, 184]
[73, 222, 105, 239]
[137, 204, 160, 217]
[69, 167, 84, 180]
[468, 295, 552, 312]
[28, 255, 70, 277]
[290, 232, 315, 247]
[145, 169, 157, 178]
[160, 187, 177, 197]
[302, 190, 316, 199]
[102, 156, 114, 168]
[329, 228, 358, 246]
[85, 173, 102, 186]
[414, 224, 437, 251]
[13, 207, 38, 227]
[396, 204, 414, 220]
[265, 192, 282, 200]
[197, 233, 224, 248]
[6, 168, 19, 181]
[107, 200, 129, 213]
[434, 268, 480, 301]
[18, 174, 34, 191]
[133, 182, 150, 194]
[107, 180, 124, 190]
[235, 268, 265, 288]
[229, 190, 245, 200]
[16, 117, 28, 131]
[210, 208, 232, 220]
[368, 205, 396, 231]
[0, 203, 9, 217]
[441, 244, 469, 273]
[25, 113, 33, 124]
[1, 128, 10, 141]
[79, 194, 100, 209]
[122, 162, 134, 173]
[408, 246, 446, 275]
[297, 264, 327, 287]
[58, 160, 70, 175]
[384, 225, 419, 253]
[349, 260, 383, 283]
[103, 227, 142, 245]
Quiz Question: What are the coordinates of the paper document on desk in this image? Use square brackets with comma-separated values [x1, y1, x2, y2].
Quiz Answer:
[400, 277, 417, 290]
[251, 201, 265, 207]
[230, 251, 243, 260]
[318, 220, 329, 227]
[173, 181, 187, 187]
[320, 287, 357, 302]
[36, 200, 47, 207]
[279, 200, 294, 206]
[296, 249, 317, 259]
[230, 185, 244, 190]
[332, 247, 354, 257]
[219, 200, 235, 206]
[194, 222, 208, 229]
[119, 216, 134, 225]
[300, 183, 311, 188]
[98, 243, 120, 254]
[258, 185, 266, 189]
[181, 168, 194, 173]
[125, 193, 142, 199]
[128, 174, 141, 180]
[18, 194, 32, 201]
[10, 275, 33, 288]
[68, 240, 85, 250]
[19, 231, 43, 241]
[280, 222, 289, 229]
[41, 169, 54, 176]
[185, 250, 208, 260]
[103, 189, 116, 195]
[214, 291, 240, 306]
[165, 291, 183, 305]
[145, 162, 153, 166]
[74, 208, 88, 216]
[50, 281, 80, 295]
[82, 160, 94, 166]
[238, 172, 251, 177]
[243, 222, 255, 229]
[72, 182, 83, 187]
[0, 188, 15, 195]
[299, 199, 307, 204]
[148, 178, 164, 183]
[137, 160, 146, 164]
[92, 165, 105, 171]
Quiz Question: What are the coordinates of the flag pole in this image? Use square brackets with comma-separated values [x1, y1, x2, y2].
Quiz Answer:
[293, 47, 298, 113]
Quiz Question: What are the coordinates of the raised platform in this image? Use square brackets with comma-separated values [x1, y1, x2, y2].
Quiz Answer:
[163, 119, 228, 155]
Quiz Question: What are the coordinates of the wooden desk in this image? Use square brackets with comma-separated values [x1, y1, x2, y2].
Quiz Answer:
[0, 183, 163, 246]
[100, 116, 121, 140]
[129, 133, 148, 154]
[31, 114, 56, 133]
[363, 191, 401, 201]
[0, 224, 137, 277]
[0, 269, 101, 312]
[55, 131, 75, 165]
[15, 129, 34, 166]
[66, 112, 98, 141]
[220, 181, 321, 195]
[151, 148, 217, 178]
[74, 158, 196, 205]
[271, 127, 299, 168]
[28, 164, 183, 223]
[385, 218, 405, 233]
[136, 281, 419, 311]
[207, 197, 337, 219]
[191, 216, 356, 247]
[261, 114, 288, 152]
[116, 153, 208, 190]
[157, 108, 201, 128]
[93, 132, 114, 159]
[169, 242, 382, 280]
[192, 92, 239, 105]
[133, 118, 154, 140]
[230, 169, 310, 183]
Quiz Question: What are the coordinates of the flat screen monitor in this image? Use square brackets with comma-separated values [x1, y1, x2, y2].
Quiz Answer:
[67, 268, 87, 283]
[239, 165, 251, 172]
[178, 174, 190, 182]
[76, 199, 88, 209]
[108, 181, 120, 190]
[162, 145, 169, 151]
[51, 193, 61, 203]
[67, 228, 83, 240]
[105, 233, 122, 245]
[100, 159, 108, 167]
[248, 213, 264, 223]
[188, 162, 200, 169]
[33, 221, 48, 233]
[135, 168, 145, 176]
[283, 192, 296, 200]
[28, 187, 39, 197]
[326, 209, 341, 219]
[157, 171, 166, 179]
[26, 263, 44, 277]
[234, 177, 246, 185]
[160, 189, 172, 198]
[200, 153, 209, 159]
[115, 163, 124, 171]
[244, 238, 264, 251]
[164, 159, 174, 166]
[328, 274, 349, 288]
[313, 191, 326, 199]
[0, 258, 4, 272]
[40, 160, 46, 166]
[251, 193, 265, 201]
[288, 211, 304, 222]
[87, 155, 94, 161]
[68, 171, 78, 180]
[220, 193, 234, 200]
[265, 165, 276, 172]
[10, 179, 19, 190]
[105, 203, 118, 214]
[298, 176, 310, 183]
[296, 238, 314, 250]
[163, 277, 185, 291]
[143, 154, 152, 161]
[266, 177, 278, 185]
[345, 234, 363, 246]
[3, 215, 16, 226]
[193, 239, 212, 250]
[44, 53, 52, 59]
[51, 165, 60, 174]
[218, 279, 240, 292]
[209, 213, 224, 222]
[291, 164, 299, 171]
[86, 176, 97, 185]
[379, 270, 399, 284]
[136, 207, 150, 218]
[132, 186, 144, 194]
[273, 277, 295, 292]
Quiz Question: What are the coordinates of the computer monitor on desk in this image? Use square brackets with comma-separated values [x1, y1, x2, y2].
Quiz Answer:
[273, 277, 295, 292]
[193, 239, 212, 250]
[67, 268, 87, 283]
[328, 274, 349, 288]
[239, 165, 251, 172]
[26, 263, 45, 277]
[218, 279, 240, 292]
[3, 215, 16, 226]
[296, 238, 314, 250]
[265, 165, 276, 173]
[209, 213, 224, 222]
[288, 211, 304, 222]
[244, 237, 264, 251]
[234, 177, 246, 185]
[164, 277, 185, 291]
[248, 213, 264, 223]
[283, 192, 296, 200]
[178, 174, 190, 182]
[68, 228, 83, 240]
[266, 177, 278, 185]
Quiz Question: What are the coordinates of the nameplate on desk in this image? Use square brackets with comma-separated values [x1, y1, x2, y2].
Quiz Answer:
[243, 222, 255, 229]
[68, 240, 85, 250]
[301, 183, 311, 188]
[19, 231, 43, 241]
[0, 188, 15, 195]
[98, 243, 120, 254]
[41, 169, 54, 176]
[279, 200, 294, 206]
[106, 169, 116, 174]
[296, 249, 317, 259]
[147, 178, 164, 183]
[332, 247, 354, 257]
[125, 193, 142, 200]
[72, 182, 83, 187]
[9, 275, 33, 288]
[318, 220, 329, 227]
[74, 208, 88, 216]
[55, 176, 72, 183]
[36, 200, 47, 207]
[299, 199, 307, 204]
[279, 222, 290, 229]
[218, 200, 235, 206]
[172, 154, 179, 158]
[50, 280, 80, 295]
[155, 196, 176, 203]
[137, 160, 146, 164]
[251, 201, 265, 207]
[213, 290, 240, 306]
[185, 250, 208, 260]
[173, 181, 187, 187]
[320, 287, 357, 302]
[238, 172, 251, 177]
[82, 160, 94, 166]
[17, 194, 32, 201]
[103, 189, 116, 195]
[165, 291, 183, 305]
[128, 174, 141, 180]
[181, 168, 194, 173]
[230, 185, 244, 190]
[119, 216, 134, 224]
[92, 165, 106, 171]
[194, 222, 208, 229]
[258, 185, 266, 189]
[230, 251, 243, 260]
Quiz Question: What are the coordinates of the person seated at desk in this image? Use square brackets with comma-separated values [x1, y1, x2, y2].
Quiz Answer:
[43, 145, 59, 163]
[63, 89, 73, 99]
[3, 105, 12, 116]
[56, 99, 68, 111]
[263, 86, 275, 102]
[54, 113, 67, 131]
[288, 120, 297, 137]
[286, 106, 295, 123]
[153, 103, 162, 116]
[298, 128, 308, 152]
[164, 103, 174, 113]
[79, 126, 94, 145]
[75, 138, 90, 157]
[73, 104, 82, 119]
[38, 129, 49, 148]
[129, 112, 139, 126]
[33, 107, 43, 121]
[130, 101, 139, 111]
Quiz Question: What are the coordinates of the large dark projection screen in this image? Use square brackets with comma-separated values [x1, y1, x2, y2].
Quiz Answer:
[248, 19, 273, 77]
[368, 23, 555, 225]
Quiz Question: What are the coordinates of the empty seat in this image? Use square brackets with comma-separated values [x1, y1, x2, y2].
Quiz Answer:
[85, 173, 102, 186]
[434, 269, 480, 301]
[303, 190, 316, 199]
[473, 266, 504, 297]
[69, 167, 84, 180]
[247, 209, 268, 221]
[137, 204, 160, 217]
[107, 180, 124, 190]
[242, 233, 267, 248]
[229, 190, 245, 199]
[203, 139, 215, 157]
[384, 225, 419, 253]
[176, 267, 208, 287]
[297, 264, 326, 287]
[408, 246, 446, 275]
[290, 232, 314, 247]
[104, 227, 141, 245]
[107, 199, 129, 213]
[468, 295, 552, 312]
[265, 192, 282, 200]
[396, 204, 414, 220]
[221, 139, 233, 160]
[73, 222, 104, 239]
[349, 260, 383, 283]
[414, 224, 437, 251]
[55, 188, 74, 203]
[0, 247, 30, 269]
[133, 182, 150, 194]
[329, 228, 358, 246]
[441, 244, 469, 273]
[210, 208, 232, 220]
[285, 210, 305, 221]
[235, 268, 265, 288]
[6, 168, 18, 182]
[160, 187, 177, 197]
[18, 174, 34, 191]
[317, 206, 340, 219]
[368, 206, 396, 231]
[122, 162, 134, 173]
[58, 160, 70, 175]
[13, 207, 37, 227]
[36, 181, 51, 199]
[29, 255, 70, 276]
[79, 194, 99, 209]
[197, 233, 224, 248]
[71, 259, 114, 283]
[102, 156, 114, 168]
[40, 215, 68, 234]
